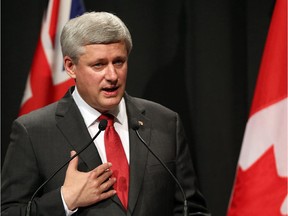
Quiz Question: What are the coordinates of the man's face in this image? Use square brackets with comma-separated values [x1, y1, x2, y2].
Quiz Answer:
[65, 41, 128, 112]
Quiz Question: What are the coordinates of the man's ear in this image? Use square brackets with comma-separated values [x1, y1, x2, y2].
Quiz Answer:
[64, 56, 76, 79]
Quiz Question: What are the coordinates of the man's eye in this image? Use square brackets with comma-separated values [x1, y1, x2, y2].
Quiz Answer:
[114, 60, 124, 66]
[93, 63, 103, 68]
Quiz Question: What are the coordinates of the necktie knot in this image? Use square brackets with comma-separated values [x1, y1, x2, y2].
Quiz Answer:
[98, 114, 114, 126]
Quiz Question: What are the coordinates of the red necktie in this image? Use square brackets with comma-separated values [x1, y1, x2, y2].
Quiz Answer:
[98, 114, 129, 210]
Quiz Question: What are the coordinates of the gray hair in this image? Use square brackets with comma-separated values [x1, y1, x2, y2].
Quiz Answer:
[60, 11, 133, 63]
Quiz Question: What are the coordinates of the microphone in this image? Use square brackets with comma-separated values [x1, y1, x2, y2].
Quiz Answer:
[131, 119, 189, 216]
[25, 119, 108, 216]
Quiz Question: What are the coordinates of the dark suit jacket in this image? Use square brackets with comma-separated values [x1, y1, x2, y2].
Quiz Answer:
[1, 88, 210, 216]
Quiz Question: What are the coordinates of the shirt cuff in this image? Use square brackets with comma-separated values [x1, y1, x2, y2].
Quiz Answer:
[60, 186, 78, 216]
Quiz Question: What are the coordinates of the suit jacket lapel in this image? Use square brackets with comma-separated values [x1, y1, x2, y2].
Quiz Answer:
[55, 89, 103, 171]
[124, 93, 151, 214]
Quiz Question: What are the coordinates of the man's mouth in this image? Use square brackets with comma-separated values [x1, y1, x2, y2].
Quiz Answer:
[102, 86, 119, 92]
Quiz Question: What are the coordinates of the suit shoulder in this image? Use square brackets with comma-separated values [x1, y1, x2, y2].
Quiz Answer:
[16, 102, 59, 126]
[126, 94, 177, 117]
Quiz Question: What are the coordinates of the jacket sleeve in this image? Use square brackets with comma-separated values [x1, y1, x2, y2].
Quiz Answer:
[174, 113, 211, 216]
[1, 120, 66, 216]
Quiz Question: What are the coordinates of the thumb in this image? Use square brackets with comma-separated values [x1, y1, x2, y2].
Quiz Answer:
[67, 150, 78, 173]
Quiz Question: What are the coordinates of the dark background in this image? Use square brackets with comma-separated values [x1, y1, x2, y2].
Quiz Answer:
[1, 0, 275, 215]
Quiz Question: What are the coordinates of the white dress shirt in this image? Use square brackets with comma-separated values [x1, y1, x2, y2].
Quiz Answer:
[72, 87, 130, 163]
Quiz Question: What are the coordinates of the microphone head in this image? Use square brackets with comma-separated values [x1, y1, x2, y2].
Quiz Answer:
[99, 119, 108, 131]
[131, 118, 140, 130]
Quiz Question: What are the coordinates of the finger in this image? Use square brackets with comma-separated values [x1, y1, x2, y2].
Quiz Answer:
[99, 177, 117, 192]
[98, 186, 117, 201]
[67, 150, 79, 172]
[95, 169, 114, 185]
[70, 150, 77, 157]
[92, 162, 112, 177]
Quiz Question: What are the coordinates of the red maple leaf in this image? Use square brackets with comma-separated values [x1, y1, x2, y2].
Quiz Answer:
[227, 146, 288, 216]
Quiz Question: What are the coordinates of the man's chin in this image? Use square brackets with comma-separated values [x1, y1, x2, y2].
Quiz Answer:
[99, 99, 121, 111]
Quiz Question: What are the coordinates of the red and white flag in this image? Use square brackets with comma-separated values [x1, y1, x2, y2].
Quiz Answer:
[19, 0, 85, 116]
[227, 0, 287, 215]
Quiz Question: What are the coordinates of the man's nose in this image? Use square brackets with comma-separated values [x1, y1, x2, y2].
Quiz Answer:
[105, 64, 118, 81]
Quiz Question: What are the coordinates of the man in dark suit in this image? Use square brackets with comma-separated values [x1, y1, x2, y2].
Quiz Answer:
[1, 12, 210, 216]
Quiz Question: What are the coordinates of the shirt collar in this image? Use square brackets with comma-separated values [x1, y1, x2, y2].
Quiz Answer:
[72, 87, 126, 127]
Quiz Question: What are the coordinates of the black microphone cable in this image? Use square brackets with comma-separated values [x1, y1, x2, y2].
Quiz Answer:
[26, 119, 108, 216]
[131, 119, 188, 216]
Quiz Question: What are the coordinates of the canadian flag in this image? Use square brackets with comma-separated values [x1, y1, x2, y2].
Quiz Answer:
[19, 0, 85, 116]
[227, 0, 287, 215]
